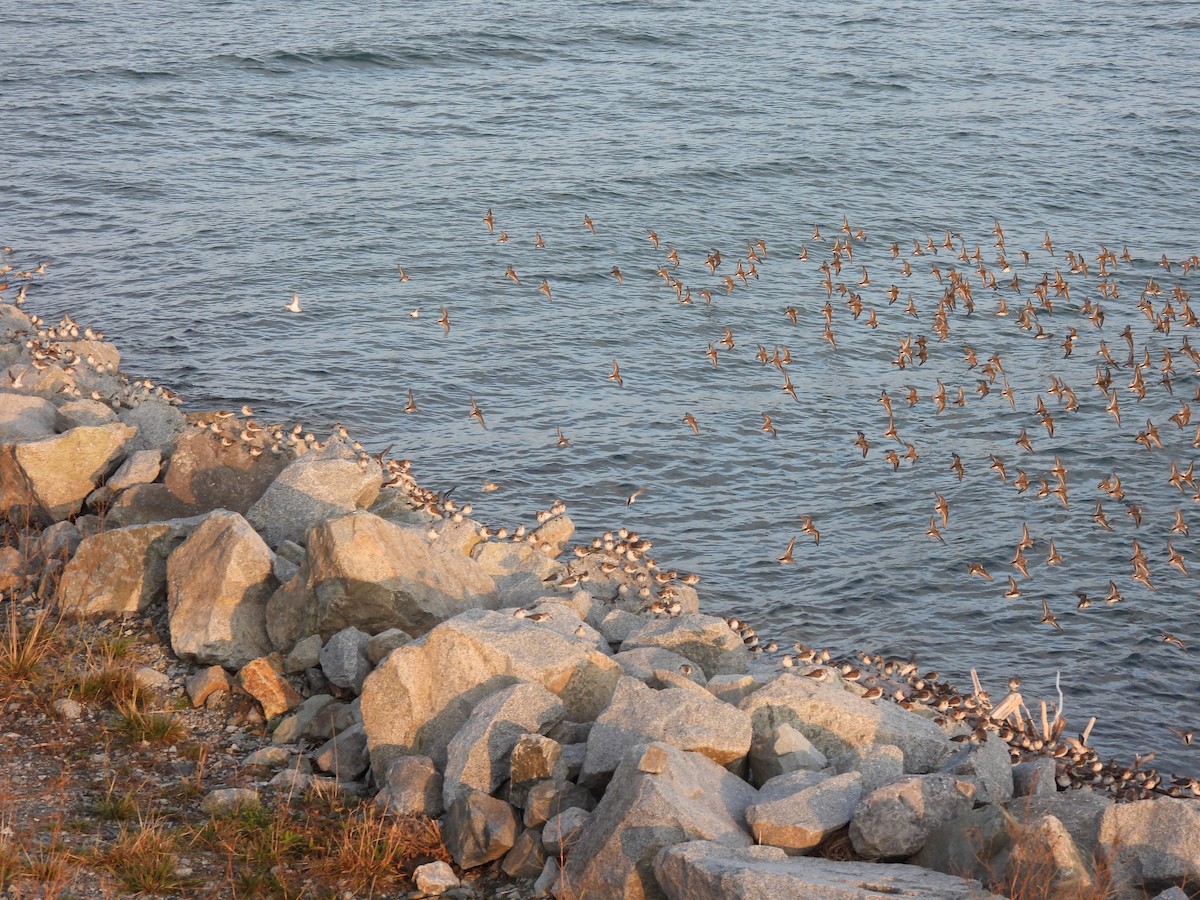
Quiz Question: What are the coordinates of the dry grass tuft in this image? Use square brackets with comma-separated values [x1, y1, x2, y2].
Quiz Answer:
[112, 696, 187, 744]
[98, 816, 195, 895]
[0, 603, 60, 691]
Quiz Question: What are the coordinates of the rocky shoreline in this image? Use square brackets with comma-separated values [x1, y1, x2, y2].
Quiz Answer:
[2, 290, 1200, 899]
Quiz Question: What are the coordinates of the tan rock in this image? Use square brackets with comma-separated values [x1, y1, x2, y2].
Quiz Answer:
[238, 656, 302, 719]
[161, 427, 288, 516]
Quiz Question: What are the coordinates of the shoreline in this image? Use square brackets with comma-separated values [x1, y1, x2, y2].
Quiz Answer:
[3, 270, 1200, 897]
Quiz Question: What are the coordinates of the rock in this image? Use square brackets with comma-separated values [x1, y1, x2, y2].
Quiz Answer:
[200, 788, 260, 815]
[580, 676, 752, 788]
[615, 647, 708, 686]
[443, 681, 566, 806]
[621, 614, 751, 679]
[106, 449, 161, 493]
[167, 510, 276, 668]
[0, 393, 56, 442]
[830, 744, 906, 795]
[243, 747, 290, 769]
[54, 399, 117, 430]
[0, 422, 136, 523]
[161, 427, 288, 516]
[1004, 788, 1111, 864]
[361, 608, 621, 774]
[706, 673, 767, 707]
[414, 860, 460, 895]
[651, 668, 712, 695]
[747, 771, 862, 855]
[940, 738, 1013, 806]
[37, 520, 81, 564]
[1153, 888, 1190, 900]
[272, 694, 335, 744]
[237, 656, 302, 719]
[319, 626, 372, 693]
[502, 828, 547, 879]
[0, 546, 22, 594]
[591, 607, 645, 644]
[185, 665, 234, 708]
[653, 840, 1000, 900]
[1011, 756, 1058, 797]
[366, 627, 411, 665]
[509, 733, 564, 808]
[1006, 813, 1093, 896]
[748, 723, 828, 787]
[528, 513, 574, 557]
[56, 518, 198, 617]
[374, 755, 444, 818]
[313, 723, 370, 781]
[283, 633, 323, 674]
[247, 440, 382, 548]
[523, 779, 597, 827]
[848, 774, 977, 860]
[118, 399, 187, 454]
[53, 697, 83, 721]
[133, 666, 171, 691]
[102, 482, 199, 528]
[909, 803, 1017, 885]
[442, 789, 520, 870]
[560, 742, 756, 900]
[533, 858, 560, 898]
[543, 806, 590, 857]
[1098, 796, 1200, 896]
[300, 698, 358, 741]
[473, 539, 562, 604]
[741, 675, 953, 775]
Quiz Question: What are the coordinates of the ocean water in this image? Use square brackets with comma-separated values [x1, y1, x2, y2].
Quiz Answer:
[4, 0, 1200, 772]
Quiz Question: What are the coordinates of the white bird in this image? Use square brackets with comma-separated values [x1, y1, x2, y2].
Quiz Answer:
[409, 308, 420, 318]
[285, 292, 302, 313]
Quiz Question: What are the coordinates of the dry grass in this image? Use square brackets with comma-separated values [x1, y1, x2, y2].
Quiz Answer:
[97, 815, 196, 895]
[0, 603, 60, 691]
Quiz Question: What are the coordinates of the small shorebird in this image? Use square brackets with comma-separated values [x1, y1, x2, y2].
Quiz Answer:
[583, 214, 596, 234]
[404, 390, 417, 413]
[539, 279, 553, 300]
[438, 306, 450, 334]
[799, 515, 820, 545]
[469, 398, 486, 429]
[609, 360, 623, 387]
[1040, 598, 1063, 632]
[761, 413, 777, 437]
[1160, 632, 1187, 651]
[556, 426, 570, 447]
[778, 536, 796, 564]
[396, 264, 410, 282]
[626, 487, 646, 507]
[285, 292, 301, 313]
[483, 208, 494, 233]
[683, 412, 699, 434]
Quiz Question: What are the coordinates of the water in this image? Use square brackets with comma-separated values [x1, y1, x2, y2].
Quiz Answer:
[4, 0, 1200, 773]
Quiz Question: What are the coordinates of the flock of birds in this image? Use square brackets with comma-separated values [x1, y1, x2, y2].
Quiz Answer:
[7, 215, 1200, 797]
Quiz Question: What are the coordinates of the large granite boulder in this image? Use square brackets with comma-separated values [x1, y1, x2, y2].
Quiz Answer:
[166, 510, 276, 668]
[849, 774, 977, 860]
[561, 742, 757, 900]
[442, 790, 520, 870]
[740, 675, 953, 774]
[0, 423, 136, 523]
[621, 615, 751, 679]
[746, 770, 862, 855]
[118, 398, 187, 454]
[361, 608, 621, 775]
[580, 676, 751, 788]
[247, 440, 381, 548]
[0, 393, 56, 442]
[1097, 797, 1200, 897]
[56, 518, 199, 616]
[161, 427, 288, 516]
[653, 841, 999, 900]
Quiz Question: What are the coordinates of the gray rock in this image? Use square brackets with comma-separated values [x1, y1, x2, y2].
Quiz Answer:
[615, 647, 708, 686]
[53, 697, 84, 721]
[375, 754, 444, 818]
[118, 398, 187, 454]
[102, 482, 199, 528]
[0, 393, 56, 442]
[849, 774, 977, 860]
[312, 723, 369, 781]
[1003, 788, 1111, 864]
[1098, 796, 1200, 896]
[591, 607, 646, 644]
[243, 746, 290, 769]
[523, 779, 597, 827]
[621, 614, 751, 679]
[443, 681, 566, 806]
[106, 449, 161, 493]
[302, 699, 358, 742]
[473, 539, 563, 606]
[1011, 756, 1058, 797]
[940, 738, 1013, 806]
[55, 399, 117, 430]
[366, 627, 411, 665]
[543, 806, 590, 857]
[37, 520, 81, 564]
[1006, 813, 1093, 896]
[747, 771, 862, 855]
[1153, 888, 1190, 900]
[831, 744, 906, 795]
[361, 608, 621, 775]
[748, 723, 828, 787]
[501, 828, 546, 879]
[442, 789, 520, 870]
[740, 675, 953, 774]
[561, 742, 756, 900]
[167, 510, 276, 668]
[509, 733, 564, 808]
[909, 803, 1018, 884]
[247, 440, 382, 548]
[653, 840, 1000, 900]
[56, 518, 199, 617]
[0, 422, 136, 523]
[284, 633, 323, 674]
[200, 788, 260, 815]
[413, 860, 459, 895]
[161, 427, 288, 516]
[272, 694, 335, 744]
[319, 626, 372, 693]
[527, 513, 574, 557]
[706, 673, 768, 707]
[533, 857, 560, 898]
[580, 676, 751, 789]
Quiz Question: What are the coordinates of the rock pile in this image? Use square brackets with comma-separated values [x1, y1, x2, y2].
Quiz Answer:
[3, 302, 1200, 899]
